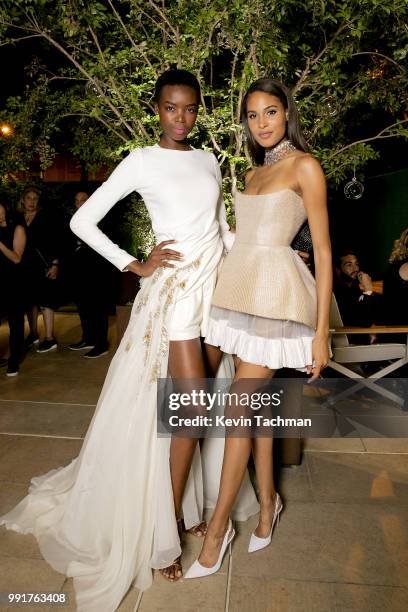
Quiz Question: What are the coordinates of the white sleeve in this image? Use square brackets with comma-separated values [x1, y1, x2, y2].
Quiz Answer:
[212, 155, 235, 252]
[70, 149, 143, 271]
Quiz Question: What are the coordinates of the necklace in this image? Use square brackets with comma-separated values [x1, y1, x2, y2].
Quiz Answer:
[264, 139, 297, 166]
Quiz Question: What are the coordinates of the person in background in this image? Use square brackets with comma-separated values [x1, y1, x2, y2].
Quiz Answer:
[67, 190, 114, 358]
[333, 248, 382, 344]
[383, 227, 408, 341]
[0, 203, 26, 376]
[19, 186, 62, 353]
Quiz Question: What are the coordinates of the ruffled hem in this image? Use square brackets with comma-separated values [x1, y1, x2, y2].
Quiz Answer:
[205, 317, 313, 371]
[0, 520, 33, 535]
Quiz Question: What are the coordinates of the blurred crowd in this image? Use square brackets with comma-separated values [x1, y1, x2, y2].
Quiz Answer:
[0, 186, 407, 377]
[0, 187, 119, 376]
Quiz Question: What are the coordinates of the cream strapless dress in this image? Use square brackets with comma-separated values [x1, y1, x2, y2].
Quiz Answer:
[206, 189, 317, 370]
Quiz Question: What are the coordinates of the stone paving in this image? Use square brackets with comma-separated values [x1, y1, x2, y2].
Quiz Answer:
[0, 313, 407, 611]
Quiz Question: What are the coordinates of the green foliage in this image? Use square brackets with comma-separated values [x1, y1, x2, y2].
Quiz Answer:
[0, 0, 407, 250]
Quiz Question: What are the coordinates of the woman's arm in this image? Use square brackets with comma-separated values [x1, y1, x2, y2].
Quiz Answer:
[70, 150, 143, 272]
[0, 225, 26, 264]
[296, 155, 332, 379]
[43, 213, 63, 279]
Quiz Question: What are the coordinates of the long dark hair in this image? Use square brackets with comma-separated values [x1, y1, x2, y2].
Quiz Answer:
[0, 201, 16, 230]
[242, 78, 308, 166]
[153, 69, 201, 104]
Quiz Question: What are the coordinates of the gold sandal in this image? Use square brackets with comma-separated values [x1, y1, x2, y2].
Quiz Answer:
[186, 520, 207, 538]
[159, 556, 183, 582]
[159, 518, 184, 582]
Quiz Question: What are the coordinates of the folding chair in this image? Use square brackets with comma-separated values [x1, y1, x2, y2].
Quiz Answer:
[327, 295, 408, 408]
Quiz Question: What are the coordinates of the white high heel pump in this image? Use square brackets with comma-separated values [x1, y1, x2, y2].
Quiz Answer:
[184, 519, 235, 579]
[248, 493, 283, 553]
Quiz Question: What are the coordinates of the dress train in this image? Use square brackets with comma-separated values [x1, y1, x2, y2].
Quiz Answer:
[1, 237, 258, 611]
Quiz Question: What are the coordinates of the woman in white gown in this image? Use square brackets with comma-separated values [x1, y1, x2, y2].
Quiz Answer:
[0, 70, 258, 611]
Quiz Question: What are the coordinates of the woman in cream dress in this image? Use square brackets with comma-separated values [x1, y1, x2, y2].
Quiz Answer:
[0, 70, 258, 610]
[186, 78, 332, 579]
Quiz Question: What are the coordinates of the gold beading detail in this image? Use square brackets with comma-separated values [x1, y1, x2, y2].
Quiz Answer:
[147, 254, 204, 382]
[143, 314, 153, 365]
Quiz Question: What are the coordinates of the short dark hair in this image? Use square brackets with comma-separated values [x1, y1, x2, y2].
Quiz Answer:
[242, 78, 308, 166]
[335, 248, 359, 268]
[153, 69, 201, 104]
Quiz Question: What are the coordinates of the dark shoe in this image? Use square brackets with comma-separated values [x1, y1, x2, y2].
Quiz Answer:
[25, 333, 39, 349]
[37, 338, 58, 353]
[68, 340, 94, 351]
[83, 347, 109, 359]
[0, 358, 8, 368]
[6, 363, 19, 377]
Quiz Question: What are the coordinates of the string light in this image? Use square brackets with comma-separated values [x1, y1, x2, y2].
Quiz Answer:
[0, 124, 13, 137]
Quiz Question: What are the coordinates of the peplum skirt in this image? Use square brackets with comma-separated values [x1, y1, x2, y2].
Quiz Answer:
[207, 244, 317, 370]
[205, 307, 315, 370]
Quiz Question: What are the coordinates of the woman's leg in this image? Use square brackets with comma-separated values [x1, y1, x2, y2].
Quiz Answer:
[42, 307, 55, 339]
[160, 338, 208, 580]
[201, 341, 223, 378]
[198, 361, 275, 567]
[251, 436, 277, 538]
[168, 338, 207, 519]
[27, 306, 39, 337]
[7, 305, 25, 369]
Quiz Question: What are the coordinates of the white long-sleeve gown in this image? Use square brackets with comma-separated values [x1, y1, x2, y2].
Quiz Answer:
[0, 145, 258, 612]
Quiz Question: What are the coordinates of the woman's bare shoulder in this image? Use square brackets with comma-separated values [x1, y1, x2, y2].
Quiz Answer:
[294, 152, 322, 171]
[294, 152, 325, 182]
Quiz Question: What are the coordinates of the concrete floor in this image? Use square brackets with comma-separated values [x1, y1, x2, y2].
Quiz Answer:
[0, 313, 407, 611]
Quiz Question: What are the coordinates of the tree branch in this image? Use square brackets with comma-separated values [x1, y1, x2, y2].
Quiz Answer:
[61, 113, 128, 143]
[0, 33, 43, 46]
[351, 51, 405, 71]
[47, 75, 83, 83]
[88, 25, 133, 115]
[325, 159, 355, 179]
[88, 26, 151, 140]
[25, 21, 137, 138]
[293, 21, 351, 94]
[197, 9, 227, 76]
[327, 120, 408, 161]
[105, 0, 155, 72]
[199, 92, 221, 153]
[88, 25, 123, 102]
[147, 0, 179, 41]
[0, 15, 137, 137]
[230, 53, 238, 124]
[138, 7, 175, 44]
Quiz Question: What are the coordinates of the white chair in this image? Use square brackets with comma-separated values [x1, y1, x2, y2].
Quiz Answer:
[327, 295, 408, 408]
[329, 296, 408, 378]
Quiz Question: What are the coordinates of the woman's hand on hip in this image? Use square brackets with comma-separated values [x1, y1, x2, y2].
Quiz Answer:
[128, 240, 184, 278]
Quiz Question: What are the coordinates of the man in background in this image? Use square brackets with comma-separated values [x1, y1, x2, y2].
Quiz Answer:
[334, 248, 383, 344]
[68, 191, 115, 358]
